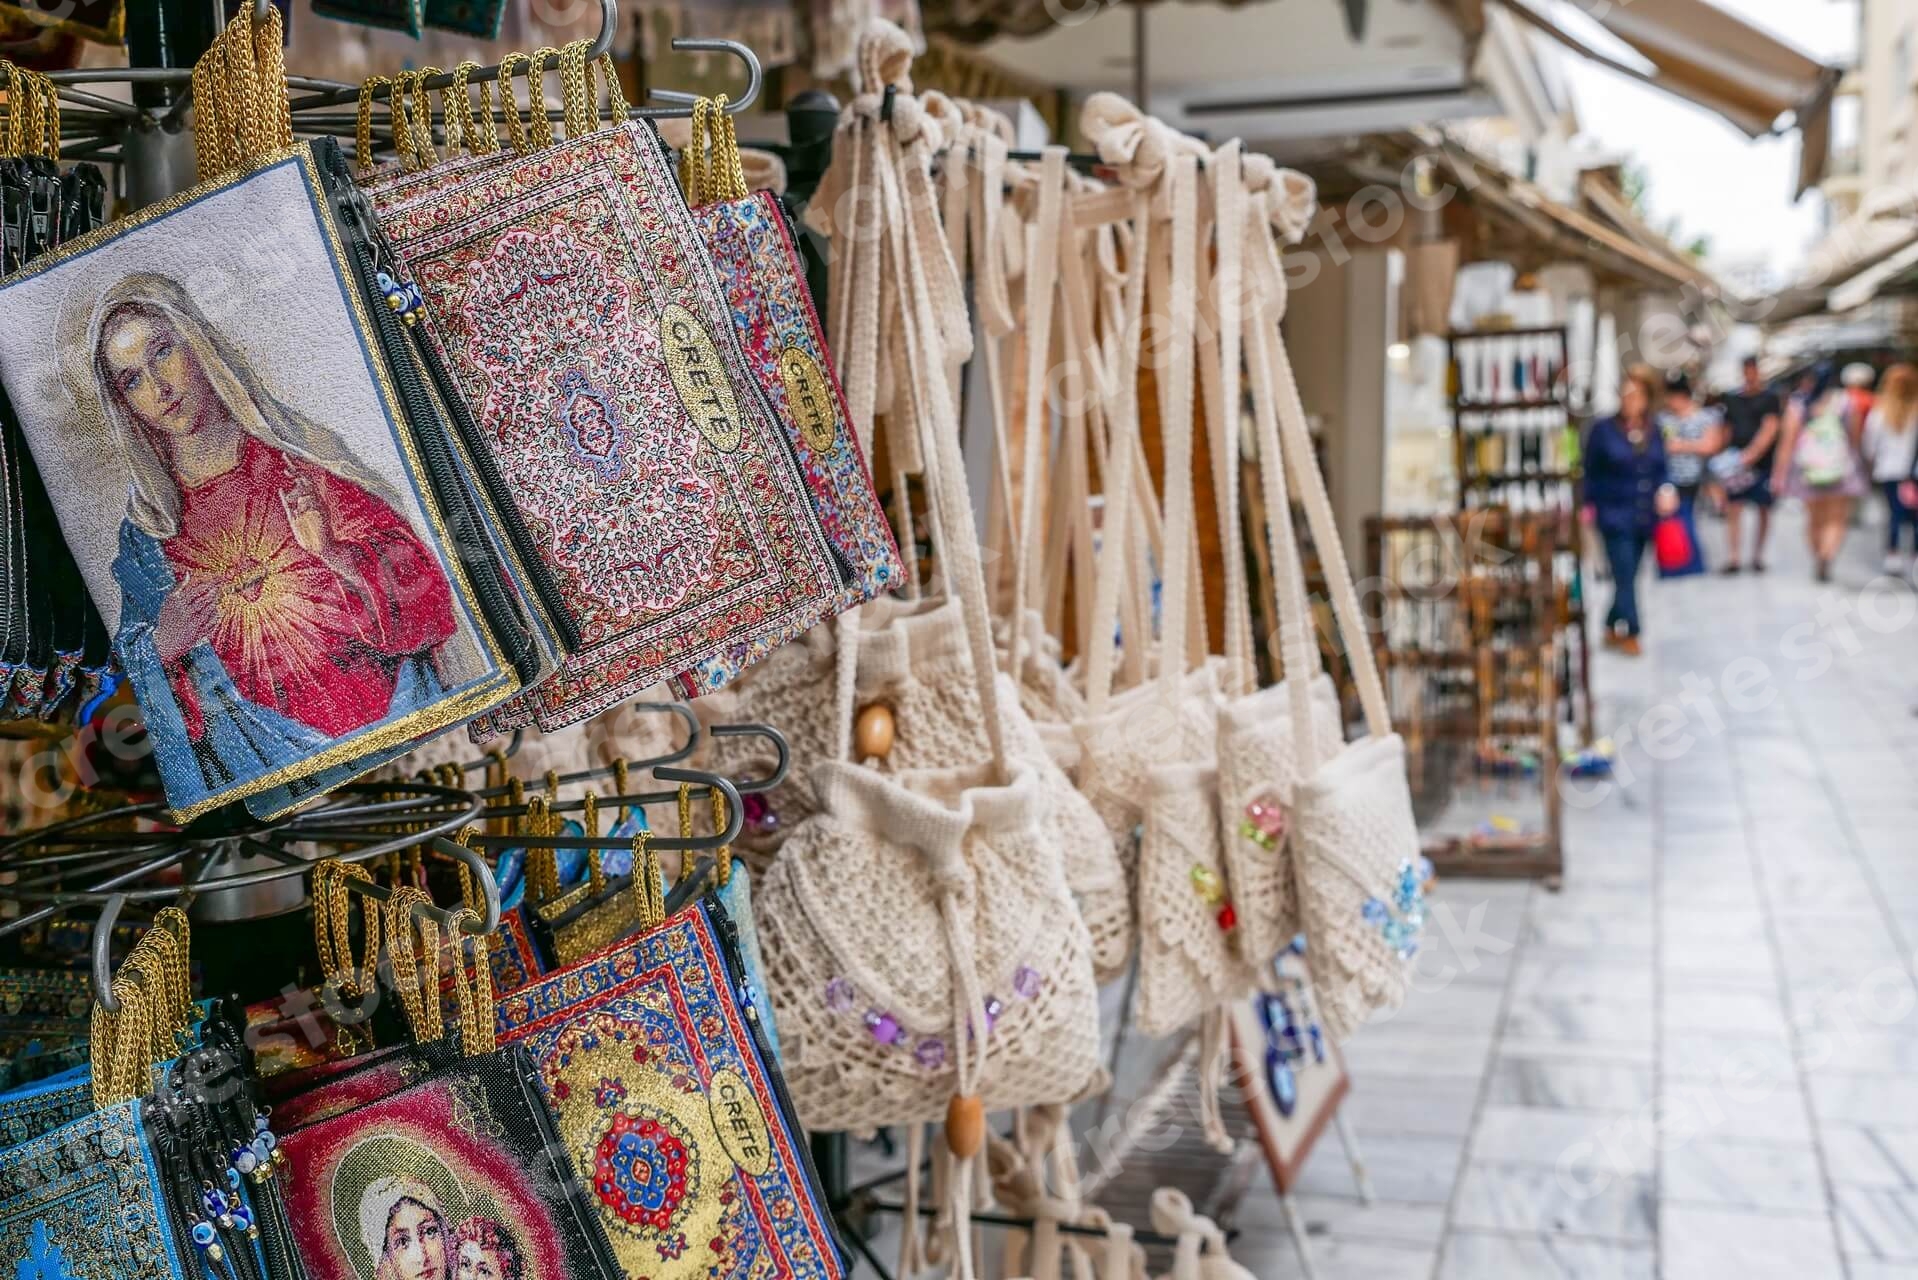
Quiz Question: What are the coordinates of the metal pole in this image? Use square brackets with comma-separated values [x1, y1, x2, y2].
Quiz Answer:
[119, 0, 220, 205]
[1133, 4, 1147, 113]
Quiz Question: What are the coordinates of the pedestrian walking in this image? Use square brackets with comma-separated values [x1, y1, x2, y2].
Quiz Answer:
[1862, 362, 1918, 575]
[1777, 373, 1869, 583]
[1657, 371, 1719, 576]
[1714, 355, 1783, 574]
[1586, 365, 1679, 655]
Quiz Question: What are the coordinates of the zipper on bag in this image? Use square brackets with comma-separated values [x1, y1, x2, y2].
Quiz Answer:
[503, 1046, 628, 1280]
[316, 138, 583, 655]
[310, 139, 538, 684]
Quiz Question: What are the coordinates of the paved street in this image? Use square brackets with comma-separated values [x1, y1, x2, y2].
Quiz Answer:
[1263, 504, 1918, 1279]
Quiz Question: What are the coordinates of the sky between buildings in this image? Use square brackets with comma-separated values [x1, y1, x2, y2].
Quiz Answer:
[1557, 0, 1859, 290]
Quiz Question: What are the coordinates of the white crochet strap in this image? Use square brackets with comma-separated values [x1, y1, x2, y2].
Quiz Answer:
[1053, 198, 1112, 657]
[1254, 241, 1392, 741]
[1008, 148, 1068, 684]
[1244, 284, 1321, 768]
[1082, 191, 1152, 714]
[1203, 141, 1255, 696]
[1154, 153, 1202, 700]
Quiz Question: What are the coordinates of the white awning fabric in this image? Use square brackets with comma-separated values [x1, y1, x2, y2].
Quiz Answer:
[1497, 0, 1839, 193]
[1829, 238, 1918, 312]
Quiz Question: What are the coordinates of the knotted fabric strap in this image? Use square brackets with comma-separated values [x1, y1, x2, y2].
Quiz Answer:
[1149, 1189, 1255, 1280]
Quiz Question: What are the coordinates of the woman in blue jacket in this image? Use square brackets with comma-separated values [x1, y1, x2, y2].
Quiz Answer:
[1585, 364, 1679, 656]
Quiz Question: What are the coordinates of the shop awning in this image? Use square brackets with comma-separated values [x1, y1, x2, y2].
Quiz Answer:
[1430, 138, 1715, 292]
[1829, 238, 1918, 312]
[1764, 207, 1918, 321]
[1495, 0, 1840, 194]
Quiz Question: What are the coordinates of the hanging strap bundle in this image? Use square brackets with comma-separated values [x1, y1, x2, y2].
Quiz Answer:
[763, 25, 1104, 1280]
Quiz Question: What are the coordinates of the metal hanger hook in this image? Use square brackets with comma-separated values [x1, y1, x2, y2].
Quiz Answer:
[646, 38, 763, 116]
[708, 722, 790, 793]
[91, 892, 128, 1012]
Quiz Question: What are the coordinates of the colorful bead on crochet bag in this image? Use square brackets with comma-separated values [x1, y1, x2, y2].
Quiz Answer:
[495, 893, 848, 1279]
[376, 49, 847, 732]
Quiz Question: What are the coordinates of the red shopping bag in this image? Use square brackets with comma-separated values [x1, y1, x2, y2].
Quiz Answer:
[1654, 516, 1695, 573]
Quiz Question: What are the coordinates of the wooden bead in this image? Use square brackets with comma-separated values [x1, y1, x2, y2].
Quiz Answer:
[945, 1093, 985, 1159]
[854, 703, 896, 761]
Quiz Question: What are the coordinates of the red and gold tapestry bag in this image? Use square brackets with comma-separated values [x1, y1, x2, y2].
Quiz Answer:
[374, 53, 846, 730]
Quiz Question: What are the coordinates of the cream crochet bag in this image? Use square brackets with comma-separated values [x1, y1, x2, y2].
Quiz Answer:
[758, 30, 1103, 1278]
[762, 758, 1102, 1128]
[1062, 131, 1255, 1150]
[1133, 763, 1255, 1039]
[1205, 139, 1345, 975]
[1239, 165, 1424, 1042]
[1068, 113, 1220, 863]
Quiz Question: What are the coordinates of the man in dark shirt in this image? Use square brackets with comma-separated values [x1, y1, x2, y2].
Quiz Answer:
[1717, 355, 1782, 573]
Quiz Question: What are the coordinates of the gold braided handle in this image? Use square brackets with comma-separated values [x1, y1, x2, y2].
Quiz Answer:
[385, 886, 444, 1045]
[90, 907, 197, 1107]
[0, 60, 59, 161]
[498, 46, 560, 154]
[632, 831, 665, 931]
[678, 94, 746, 207]
[445, 909, 497, 1054]
[190, 5, 292, 183]
[356, 75, 391, 172]
[404, 68, 443, 168]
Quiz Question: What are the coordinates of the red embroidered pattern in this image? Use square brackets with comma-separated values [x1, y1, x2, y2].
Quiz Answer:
[382, 123, 838, 728]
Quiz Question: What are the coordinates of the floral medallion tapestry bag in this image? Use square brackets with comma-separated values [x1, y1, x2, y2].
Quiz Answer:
[495, 873, 849, 1279]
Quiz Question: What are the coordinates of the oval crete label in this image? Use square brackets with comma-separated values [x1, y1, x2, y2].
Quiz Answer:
[707, 1066, 774, 1177]
[778, 346, 839, 454]
[660, 303, 742, 453]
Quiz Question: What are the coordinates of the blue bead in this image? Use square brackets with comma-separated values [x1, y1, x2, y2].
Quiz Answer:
[191, 1222, 217, 1247]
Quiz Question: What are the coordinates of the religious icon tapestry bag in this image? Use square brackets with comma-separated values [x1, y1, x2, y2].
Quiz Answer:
[277, 1043, 622, 1280]
[0, 12, 541, 821]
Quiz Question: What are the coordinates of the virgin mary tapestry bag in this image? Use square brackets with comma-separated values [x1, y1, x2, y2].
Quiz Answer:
[278, 1044, 624, 1280]
[494, 899, 848, 1279]
[0, 136, 541, 820]
[378, 117, 846, 729]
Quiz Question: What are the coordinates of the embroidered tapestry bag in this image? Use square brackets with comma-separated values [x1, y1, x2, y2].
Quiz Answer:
[495, 891, 849, 1279]
[374, 49, 846, 731]
[0, 12, 543, 821]
[669, 96, 903, 696]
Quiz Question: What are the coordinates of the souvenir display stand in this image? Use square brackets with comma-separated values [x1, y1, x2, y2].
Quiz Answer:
[0, 8, 1436, 1279]
[1448, 324, 1594, 745]
[1365, 509, 1567, 880]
